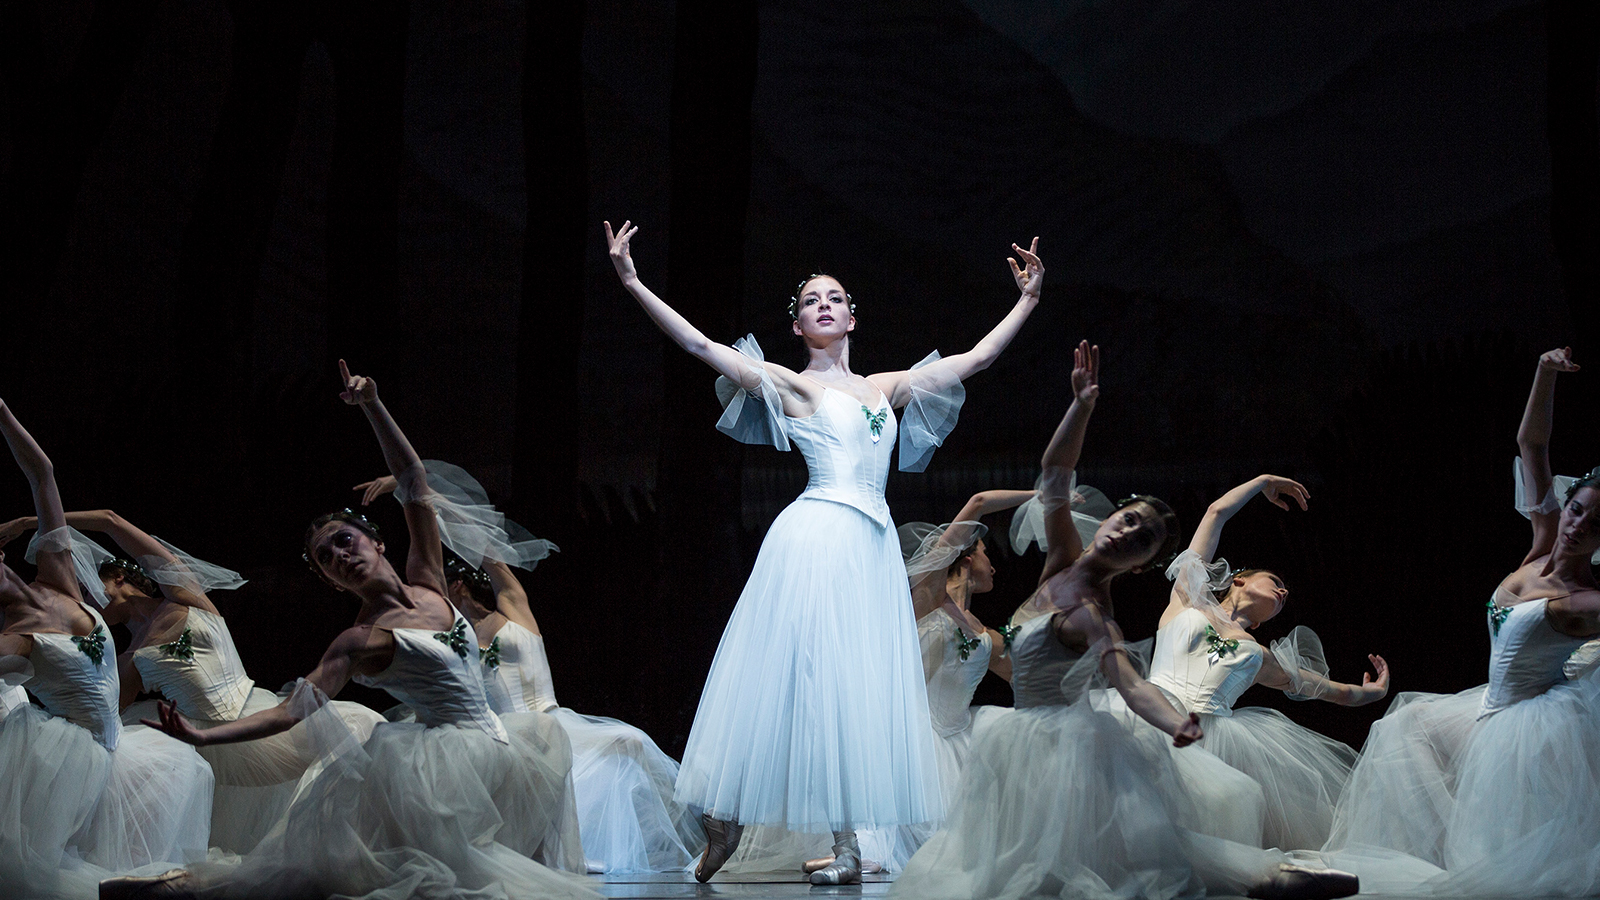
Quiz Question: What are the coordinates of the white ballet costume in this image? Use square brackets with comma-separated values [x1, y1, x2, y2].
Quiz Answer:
[892, 612, 1293, 900]
[482, 618, 703, 873]
[188, 609, 597, 899]
[1145, 602, 1357, 851]
[1325, 588, 1600, 895]
[120, 606, 384, 853]
[0, 601, 214, 899]
[674, 338, 950, 841]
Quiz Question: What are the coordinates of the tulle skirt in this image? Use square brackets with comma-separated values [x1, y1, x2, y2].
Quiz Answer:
[125, 687, 385, 854]
[1197, 708, 1357, 850]
[0, 705, 213, 899]
[675, 497, 941, 833]
[891, 700, 1287, 900]
[1325, 673, 1600, 896]
[190, 709, 596, 900]
[550, 707, 704, 873]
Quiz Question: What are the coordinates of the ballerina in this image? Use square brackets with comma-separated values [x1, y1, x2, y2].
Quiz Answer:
[0, 397, 213, 899]
[1142, 475, 1389, 850]
[605, 219, 1043, 884]
[891, 342, 1358, 900]
[355, 465, 705, 874]
[1324, 347, 1600, 896]
[0, 508, 386, 853]
[105, 361, 597, 900]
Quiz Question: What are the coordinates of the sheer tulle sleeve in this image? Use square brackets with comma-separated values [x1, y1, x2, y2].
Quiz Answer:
[900, 520, 988, 579]
[1008, 468, 1114, 554]
[713, 335, 790, 451]
[1565, 639, 1600, 682]
[897, 352, 965, 473]
[285, 677, 369, 773]
[1514, 457, 1560, 518]
[138, 537, 247, 596]
[1164, 549, 1231, 619]
[1269, 626, 1335, 701]
[394, 461, 558, 572]
[25, 526, 114, 608]
[1067, 637, 1153, 701]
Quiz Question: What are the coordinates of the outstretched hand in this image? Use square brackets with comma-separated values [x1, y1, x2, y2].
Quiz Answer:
[1172, 712, 1203, 747]
[143, 699, 206, 746]
[0, 516, 36, 549]
[353, 476, 399, 507]
[604, 220, 640, 283]
[1361, 654, 1390, 696]
[1539, 347, 1579, 373]
[338, 359, 378, 406]
[1071, 340, 1100, 404]
[1257, 476, 1309, 512]
[1008, 237, 1044, 298]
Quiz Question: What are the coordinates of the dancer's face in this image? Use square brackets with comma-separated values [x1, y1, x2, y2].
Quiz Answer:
[791, 277, 855, 343]
[307, 522, 388, 591]
[1092, 502, 1167, 572]
[97, 574, 135, 624]
[965, 540, 995, 593]
[1228, 572, 1287, 627]
[1557, 486, 1600, 558]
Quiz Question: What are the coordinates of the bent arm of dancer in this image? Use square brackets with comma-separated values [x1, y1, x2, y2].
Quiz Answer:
[1166, 475, 1308, 622]
[484, 558, 539, 632]
[59, 510, 220, 613]
[873, 239, 1044, 408]
[146, 625, 388, 746]
[1038, 341, 1099, 584]
[986, 634, 1013, 682]
[0, 399, 76, 599]
[1257, 650, 1389, 707]
[1517, 348, 1577, 563]
[117, 651, 144, 709]
[910, 490, 1036, 620]
[339, 361, 447, 596]
[1071, 606, 1202, 747]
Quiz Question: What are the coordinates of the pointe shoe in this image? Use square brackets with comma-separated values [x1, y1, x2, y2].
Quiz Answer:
[694, 814, 744, 883]
[99, 869, 192, 900]
[804, 855, 884, 875]
[1247, 863, 1359, 900]
[809, 834, 862, 886]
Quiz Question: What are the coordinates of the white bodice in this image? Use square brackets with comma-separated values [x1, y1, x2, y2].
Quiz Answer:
[919, 608, 990, 735]
[1147, 608, 1263, 717]
[26, 604, 122, 749]
[354, 611, 508, 742]
[1480, 591, 1589, 718]
[1009, 613, 1095, 708]
[788, 388, 896, 526]
[481, 620, 558, 715]
[132, 607, 255, 724]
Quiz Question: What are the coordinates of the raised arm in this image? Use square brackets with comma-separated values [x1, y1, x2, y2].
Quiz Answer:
[58, 510, 219, 613]
[874, 238, 1043, 406]
[1037, 341, 1099, 585]
[339, 361, 446, 596]
[483, 558, 538, 633]
[1518, 347, 1578, 563]
[1067, 604, 1202, 747]
[0, 399, 75, 599]
[910, 490, 1036, 619]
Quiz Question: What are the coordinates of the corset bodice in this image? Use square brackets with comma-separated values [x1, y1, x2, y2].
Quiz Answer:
[481, 620, 559, 715]
[919, 608, 990, 735]
[1481, 590, 1589, 718]
[27, 604, 122, 749]
[788, 388, 896, 526]
[354, 611, 508, 742]
[132, 607, 255, 724]
[1147, 608, 1263, 717]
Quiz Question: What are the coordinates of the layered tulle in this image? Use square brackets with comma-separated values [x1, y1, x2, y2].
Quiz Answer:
[0, 704, 111, 899]
[1195, 709, 1356, 851]
[123, 686, 384, 854]
[551, 707, 704, 873]
[190, 708, 596, 900]
[674, 497, 941, 833]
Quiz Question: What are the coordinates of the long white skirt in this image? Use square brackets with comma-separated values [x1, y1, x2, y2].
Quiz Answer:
[675, 497, 941, 833]
[191, 709, 596, 900]
[0, 705, 213, 899]
[891, 699, 1286, 900]
[125, 687, 385, 854]
[1197, 708, 1357, 850]
[551, 707, 704, 873]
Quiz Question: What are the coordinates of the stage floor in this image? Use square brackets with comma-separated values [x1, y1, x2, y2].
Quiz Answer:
[593, 871, 893, 898]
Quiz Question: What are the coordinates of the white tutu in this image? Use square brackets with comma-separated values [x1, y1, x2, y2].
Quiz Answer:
[550, 707, 703, 873]
[193, 709, 595, 900]
[674, 495, 941, 832]
[81, 722, 213, 873]
[0, 704, 111, 899]
[123, 687, 384, 854]
[1196, 708, 1356, 851]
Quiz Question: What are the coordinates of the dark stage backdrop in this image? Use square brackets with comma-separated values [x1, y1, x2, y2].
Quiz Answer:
[1, 0, 1596, 756]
